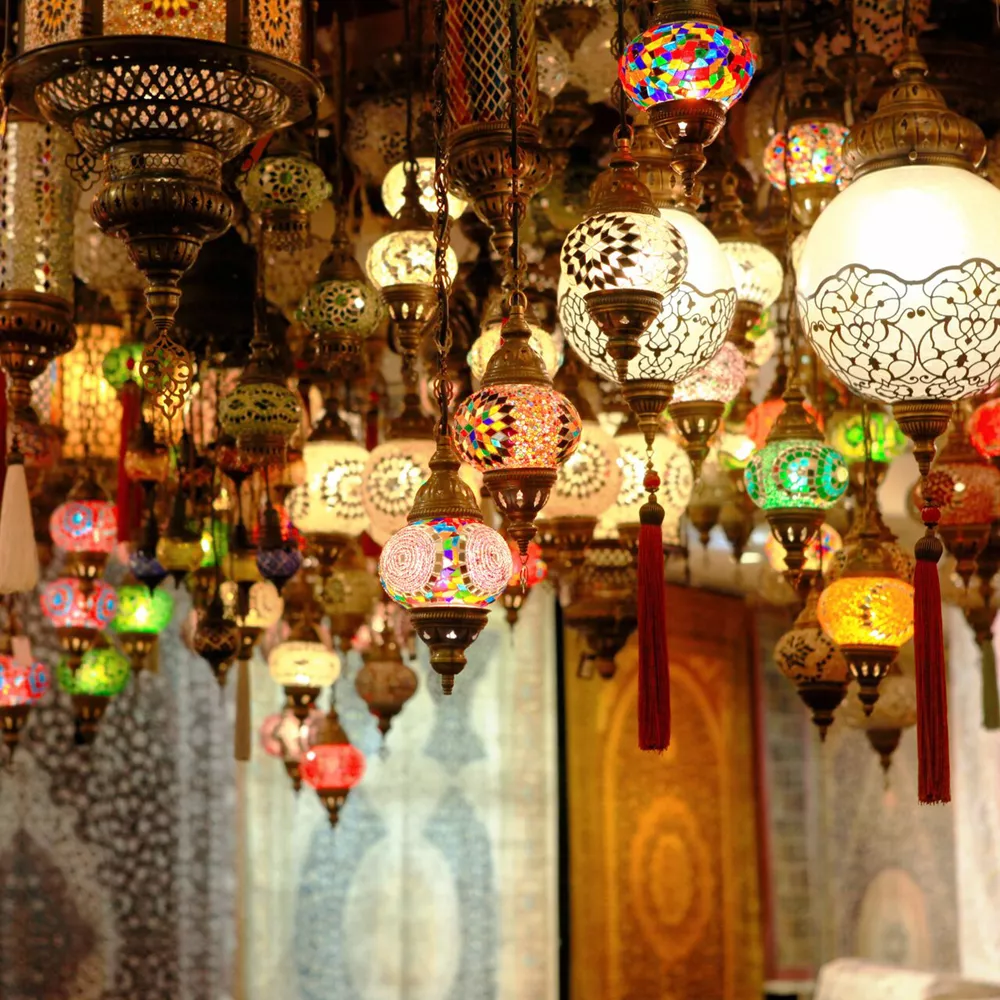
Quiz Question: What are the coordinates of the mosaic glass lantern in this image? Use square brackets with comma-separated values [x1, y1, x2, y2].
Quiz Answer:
[302, 705, 366, 827]
[382, 157, 468, 220]
[220, 579, 283, 631]
[355, 637, 419, 739]
[57, 644, 131, 743]
[502, 539, 548, 627]
[319, 543, 382, 650]
[745, 384, 848, 585]
[764, 123, 849, 226]
[969, 398, 1000, 462]
[379, 436, 512, 692]
[467, 301, 561, 382]
[774, 577, 850, 738]
[218, 373, 301, 467]
[454, 301, 582, 555]
[268, 634, 341, 719]
[256, 503, 303, 592]
[259, 708, 319, 791]
[192, 595, 241, 687]
[103, 341, 143, 391]
[109, 583, 175, 669]
[361, 437, 437, 547]
[8, 0, 319, 413]
[827, 406, 907, 495]
[619, 4, 756, 195]
[0, 653, 50, 755]
[49, 490, 118, 585]
[41, 578, 117, 668]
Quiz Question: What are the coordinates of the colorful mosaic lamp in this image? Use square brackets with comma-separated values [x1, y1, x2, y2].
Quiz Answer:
[41, 577, 117, 670]
[745, 382, 848, 589]
[109, 583, 175, 670]
[355, 636, 419, 739]
[5, 0, 320, 415]
[0, 651, 50, 757]
[301, 704, 366, 827]
[57, 643, 131, 744]
[49, 473, 118, 587]
[380, 435, 512, 693]
[827, 405, 907, 496]
[454, 297, 582, 557]
[620, 1, 756, 197]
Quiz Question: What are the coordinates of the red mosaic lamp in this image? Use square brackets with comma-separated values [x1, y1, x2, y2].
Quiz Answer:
[301, 704, 366, 827]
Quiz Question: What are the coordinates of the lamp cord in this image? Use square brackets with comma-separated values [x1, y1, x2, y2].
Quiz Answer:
[404, 0, 417, 173]
[508, 0, 523, 296]
[616, 0, 628, 133]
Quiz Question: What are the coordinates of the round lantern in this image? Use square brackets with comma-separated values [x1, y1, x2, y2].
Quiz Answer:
[102, 342, 143, 390]
[41, 578, 117, 667]
[259, 708, 320, 791]
[320, 543, 383, 649]
[268, 633, 341, 718]
[0, 653, 50, 756]
[381, 157, 467, 220]
[361, 437, 436, 547]
[467, 308, 561, 383]
[970, 398, 1000, 462]
[109, 584, 174, 670]
[192, 597, 241, 687]
[827, 406, 908, 494]
[763, 122, 849, 226]
[57, 644, 131, 744]
[218, 379, 302, 466]
[355, 638, 419, 738]
[49, 489, 118, 585]
[774, 579, 850, 737]
[301, 707, 367, 827]
[841, 668, 918, 776]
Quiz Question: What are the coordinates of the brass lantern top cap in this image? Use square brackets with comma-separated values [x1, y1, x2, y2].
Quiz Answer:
[316, 231, 367, 284]
[391, 161, 436, 234]
[312, 705, 350, 748]
[480, 298, 551, 388]
[588, 134, 660, 217]
[767, 380, 823, 444]
[408, 434, 482, 521]
[651, 0, 722, 24]
[844, 36, 986, 179]
[711, 171, 757, 243]
[309, 401, 356, 444]
[842, 496, 899, 580]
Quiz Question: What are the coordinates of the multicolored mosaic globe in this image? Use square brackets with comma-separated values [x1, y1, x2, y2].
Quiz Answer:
[49, 500, 118, 553]
[818, 575, 914, 650]
[453, 383, 581, 471]
[745, 439, 848, 511]
[41, 578, 118, 631]
[102, 342, 143, 390]
[763, 122, 848, 190]
[379, 516, 513, 608]
[620, 21, 756, 109]
[239, 155, 331, 213]
[0, 655, 50, 706]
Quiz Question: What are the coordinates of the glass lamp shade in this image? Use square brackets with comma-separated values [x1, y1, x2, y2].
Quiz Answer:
[719, 240, 784, 310]
[259, 709, 318, 759]
[381, 158, 468, 219]
[157, 533, 205, 577]
[110, 585, 174, 634]
[346, 93, 411, 182]
[0, 656, 50, 706]
[916, 463, 1000, 528]
[774, 620, 848, 688]
[560, 207, 736, 384]
[218, 381, 302, 451]
[49, 500, 117, 553]
[453, 383, 582, 473]
[289, 439, 370, 538]
[620, 21, 756, 109]
[544, 419, 623, 520]
[763, 123, 849, 190]
[602, 428, 692, 532]
[366, 229, 458, 289]
[57, 647, 131, 698]
[717, 429, 756, 471]
[129, 550, 168, 590]
[267, 640, 341, 689]
[798, 165, 1000, 402]
[301, 741, 366, 792]
[239, 155, 331, 215]
[102, 342, 143, 390]
[467, 317, 561, 382]
[220, 580, 283, 630]
[969, 399, 1000, 459]
[297, 276, 384, 337]
[746, 397, 823, 451]
[538, 38, 571, 99]
[560, 210, 688, 296]
[765, 523, 843, 574]
[41, 579, 117, 631]
[379, 516, 512, 608]
[361, 438, 436, 547]
[817, 575, 914, 651]
[841, 672, 918, 731]
[672, 342, 746, 404]
[827, 408, 908, 465]
[746, 439, 848, 511]
[508, 539, 548, 589]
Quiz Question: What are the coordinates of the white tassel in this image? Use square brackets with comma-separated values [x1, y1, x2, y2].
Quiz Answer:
[0, 454, 38, 594]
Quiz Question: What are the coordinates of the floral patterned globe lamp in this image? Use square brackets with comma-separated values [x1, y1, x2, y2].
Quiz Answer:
[380, 435, 512, 693]
[41, 578, 117, 670]
[49, 472, 118, 588]
[355, 637, 418, 739]
[454, 298, 582, 557]
[0, 652, 50, 757]
[57, 643, 131, 744]
[301, 705, 366, 827]
[109, 583, 174, 670]
[620, 1, 756, 198]
[745, 383, 848, 590]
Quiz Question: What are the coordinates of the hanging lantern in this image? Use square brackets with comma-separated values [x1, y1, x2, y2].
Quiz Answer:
[745, 384, 848, 587]
[718, 474, 757, 561]
[238, 142, 331, 252]
[57, 644, 130, 744]
[840, 666, 918, 778]
[817, 508, 914, 715]
[538, 0, 601, 58]
[41, 578, 117, 669]
[220, 579, 283, 663]
[301, 705, 366, 827]
[0, 652, 50, 757]
[380, 436, 512, 693]
[260, 708, 320, 792]
[619, 1, 756, 197]
[109, 584, 174, 670]
[192, 595, 241, 687]
[288, 402, 370, 578]
[382, 157, 468, 220]
[6, 0, 320, 415]
[501, 539, 548, 626]
[156, 490, 205, 585]
[256, 503, 303, 592]
[319, 543, 382, 650]
[563, 539, 637, 679]
[49, 474, 118, 587]
[774, 577, 848, 737]
[467, 296, 561, 382]
[685, 463, 730, 548]
[765, 523, 843, 581]
[454, 299, 582, 555]
[827, 406, 908, 496]
[355, 637, 419, 739]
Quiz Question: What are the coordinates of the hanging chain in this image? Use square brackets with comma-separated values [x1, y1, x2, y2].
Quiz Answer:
[431, 0, 453, 436]
[861, 398, 872, 515]
[404, 0, 418, 171]
[508, 0, 524, 296]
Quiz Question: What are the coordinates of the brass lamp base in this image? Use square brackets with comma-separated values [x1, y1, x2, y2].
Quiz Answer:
[796, 679, 849, 740]
[727, 300, 763, 359]
[316, 788, 350, 828]
[484, 467, 557, 556]
[0, 704, 30, 758]
[56, 628, 98, 671]
[764, 508, 825, 584]
[648, 99, 727, 202]
[284, 685, 322, 721]
[118, 632, 158, 672]
[892, 400, 953, 478]
[408, 605, 490, 694]
[564, 601, 638, 681]
[584, 288, 664, 383]
[669, 399, 726, 481]
[72, 693, 110, 745]
[867, 727, 903, 776]
[539, 3, 601, 57]
[66, 552, 111, 590]
[790, 183, 836, 230]
[381, 285, 438, 358]
[844, 646, 897, 715]
[621, 379, 674, 445]
[284, 759, 303, 794]
[310, 532, 355, 581]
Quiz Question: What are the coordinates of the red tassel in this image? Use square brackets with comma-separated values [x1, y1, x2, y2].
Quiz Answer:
[914, 506, 950, 804]
[116, 381, 142, 543]
[638, 472, 670, 751]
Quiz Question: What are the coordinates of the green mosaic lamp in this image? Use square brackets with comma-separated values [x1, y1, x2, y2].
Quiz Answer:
[109, 583, 175, 670]
[57, 644, 131, 745]
[745, 381, 848, 589]
[827, 405, 907, 496]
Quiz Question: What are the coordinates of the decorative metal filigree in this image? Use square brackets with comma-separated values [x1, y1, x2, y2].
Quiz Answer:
[801, 258, 1000, 402]
[140, 331, 194, 419]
